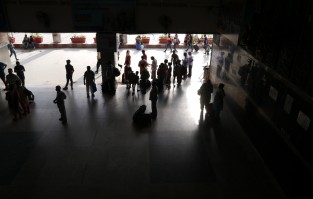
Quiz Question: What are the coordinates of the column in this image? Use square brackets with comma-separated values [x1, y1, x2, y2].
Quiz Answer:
[96, 32, 118, 93]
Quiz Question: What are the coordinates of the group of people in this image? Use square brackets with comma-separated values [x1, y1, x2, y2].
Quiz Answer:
[122, 49, 195, 97]
[22, 34, 36, 49]
[0, 61, 32, 121]
[198, 80, 225, 120]
[216, 48, 235, 80]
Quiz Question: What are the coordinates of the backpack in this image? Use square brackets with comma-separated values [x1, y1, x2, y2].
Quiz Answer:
[113, 67, 121, 76]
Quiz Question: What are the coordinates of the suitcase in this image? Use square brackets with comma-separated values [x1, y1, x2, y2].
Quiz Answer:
[193, 44, 199, 52]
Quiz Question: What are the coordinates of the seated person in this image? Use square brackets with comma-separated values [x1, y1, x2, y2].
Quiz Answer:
[132, 105, 151, 125]
[22, 34, 29, 49]
[28, 36, 35, 49]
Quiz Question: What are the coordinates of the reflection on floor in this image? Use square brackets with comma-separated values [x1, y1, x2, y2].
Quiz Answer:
[0, 48, 286, 198]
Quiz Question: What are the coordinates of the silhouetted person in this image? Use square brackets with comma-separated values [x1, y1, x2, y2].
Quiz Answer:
[84, 66, 96, 98]
[63, 60, 74, 90]
[198, 79, 213, 116]
[238, 60, 251, 86]
[216, 51, 224, 78]
[213, 83, 225, 120]
[149, 81, 158, 119]
[53, 85, 67, 124]
[133, 105, 151, 125]
[14, 61, 25, 86]
[5, 83, 22, 121]
[129, 71, 139, 95]
[5, 68, 21, 89]
[0, 62, 7, 86]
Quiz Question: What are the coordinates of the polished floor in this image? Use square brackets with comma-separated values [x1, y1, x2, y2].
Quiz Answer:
[0, 47, 286, 198]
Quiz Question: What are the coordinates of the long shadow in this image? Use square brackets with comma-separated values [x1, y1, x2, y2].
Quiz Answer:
[18, 49, 53, 65]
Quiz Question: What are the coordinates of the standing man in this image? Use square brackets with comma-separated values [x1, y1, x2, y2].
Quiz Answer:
[53, 85, 67, 124]
[83, 66, 95, 98]
[63, 60, 74, 90]
[6, 68, 21, 89]
[14, 61, 25, 86]
[198, 79, 214, 117]
[213, 83, 225, 120]
[141, 50, 147, 60]
[0, 61, 7, 87]
[187, 51, 193, 77]
[8, 41, 18, 60]
[138, 56, 148, 74]
[150, 56, 157, 80]
[149, 81, 158, 119]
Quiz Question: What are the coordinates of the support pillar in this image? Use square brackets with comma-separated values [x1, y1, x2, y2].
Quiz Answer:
[96, 32, 119, 93]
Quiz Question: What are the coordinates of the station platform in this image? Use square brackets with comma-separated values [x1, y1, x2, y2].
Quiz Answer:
[0, 46, 311, 199]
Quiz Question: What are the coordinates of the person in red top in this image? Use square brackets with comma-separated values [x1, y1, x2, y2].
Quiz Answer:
[124, 60, 132, 89]
[125, 50, 131, 65]
[164, 34, 173, 53]
[141, 50, 147, 60]
[138, 56, 148, 74]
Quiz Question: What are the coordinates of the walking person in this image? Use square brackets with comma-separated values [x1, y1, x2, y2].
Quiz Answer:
[185, 34, 193, 52]
[14, 61, 25, 86]
[149, 81, 158, 119]
[0, 61, 7, 87]
[164, 34, 173, 53]
[95, 53, 102, 74]
[213, 83, 225, 120]
[198, 79, 214, 117]
[53, 85, 67, 124]
[63, 60, 74, 90]
[83, 66, 96, 98]
[172, 33, 179, 52]
[8, 41, 18, 60]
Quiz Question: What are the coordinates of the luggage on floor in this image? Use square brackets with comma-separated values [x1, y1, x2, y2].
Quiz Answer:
[193, 44, 199, 52]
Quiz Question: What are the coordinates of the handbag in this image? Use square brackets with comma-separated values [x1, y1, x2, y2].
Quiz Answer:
[91, 82, 97, 93]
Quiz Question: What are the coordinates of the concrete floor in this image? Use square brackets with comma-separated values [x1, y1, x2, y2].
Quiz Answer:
[0, 47, 286, 198]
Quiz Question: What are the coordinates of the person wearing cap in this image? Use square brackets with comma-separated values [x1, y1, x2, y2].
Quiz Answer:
[14, 61, 25, 86]
[53, 85, 67, 124]
[63, 59, 74, 90]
